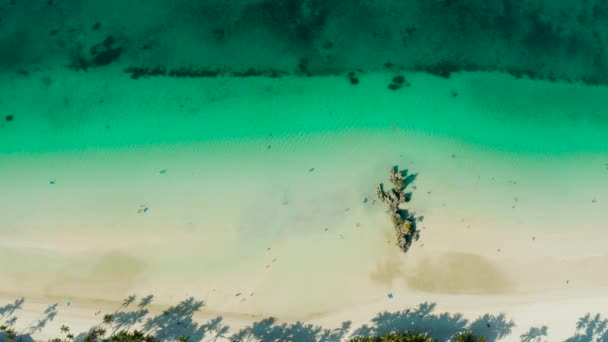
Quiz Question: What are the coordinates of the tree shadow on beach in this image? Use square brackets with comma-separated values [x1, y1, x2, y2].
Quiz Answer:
[564, 313, 608, 342]
[26, 303, 58, 334]
[0, 298, 24, 323]
[138, 295, 154, 309]
[231, 317, 352, 342]
[2, 296, 515, 342]
[142, 297, 206, 340]
[0, 295, 518, 342]
[353, 302, 466, 340]
[0, 298, 38, 342]
[122, 295, 137, 308]
[520, 325, 548, 342]
[75, 295, 218, 341]
[351, 302, 514, 342]
[469, 313, 515, 342]
[231, 302, 514, 342]
[112, 309, 149, 333]
[19, 296, 608, 342]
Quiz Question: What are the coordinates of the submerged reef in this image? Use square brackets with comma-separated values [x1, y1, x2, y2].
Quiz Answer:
[124, 65, 288, 79]
[376, 166, 418, 253]
[69, 36, 123, 71]
[3, 0, 608, 84]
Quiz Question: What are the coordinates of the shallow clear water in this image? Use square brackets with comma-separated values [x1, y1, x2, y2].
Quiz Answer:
[1, 2, 608, 340]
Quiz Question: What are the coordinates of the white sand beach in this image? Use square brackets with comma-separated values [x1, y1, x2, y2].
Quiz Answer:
[1, 69, 608, 341]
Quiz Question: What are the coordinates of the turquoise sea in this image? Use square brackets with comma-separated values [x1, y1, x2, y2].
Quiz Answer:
[1, 1, 608, 341]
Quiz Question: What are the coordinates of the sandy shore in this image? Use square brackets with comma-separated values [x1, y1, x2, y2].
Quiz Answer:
[1, 70, 608, 341]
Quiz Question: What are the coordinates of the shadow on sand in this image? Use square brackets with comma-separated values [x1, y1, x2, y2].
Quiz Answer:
[564, 313, 608, 342]
[520, 325, 548, 342]
[2, 296, 607, 341]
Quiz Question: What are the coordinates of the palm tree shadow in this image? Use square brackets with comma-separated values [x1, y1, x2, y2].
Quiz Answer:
[138, 294, 154, 309]
[142, 297, 206, 341]
[74, 297, 209, 341]
[2, 296, 566, 342]
[469, 313, 515, 342]
[230, 317, 330, 342]
[27, 303, 58, 334]
[520, 325, 548, 342]
[0, 298, 24, 321]
[352, 302, 469, 341]
[231, 301, 509, 342]
[318, 321, 352, 342]
[0, 299, 40, 342]
[565, 313, 608, 342]
[202, 316, 230, 341]
[122, 294, 137, 308]
[4, 296, 516, 342]
[112, 309, 149, 332]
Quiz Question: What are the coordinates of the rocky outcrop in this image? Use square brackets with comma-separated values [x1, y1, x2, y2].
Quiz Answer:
[376, 166, 418, 253]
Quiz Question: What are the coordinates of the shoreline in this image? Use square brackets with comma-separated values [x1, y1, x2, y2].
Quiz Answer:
[2, 131, 607, 340]
[1, 70, 608, 340]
